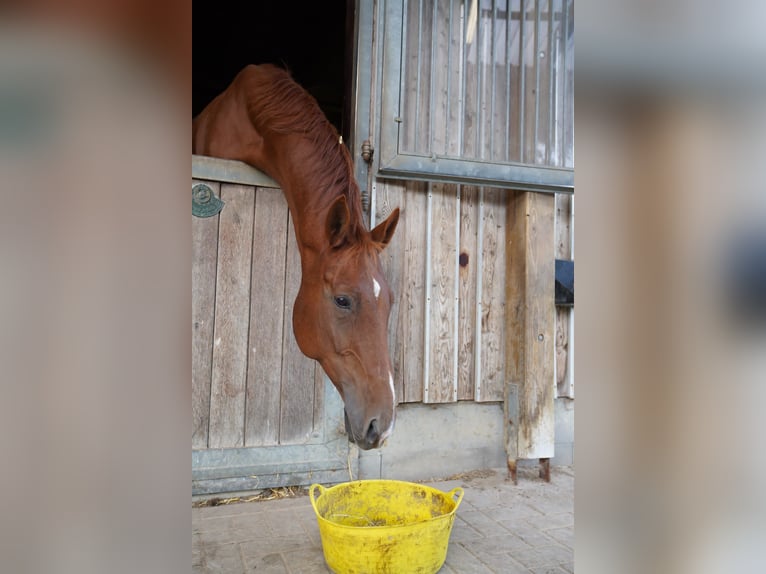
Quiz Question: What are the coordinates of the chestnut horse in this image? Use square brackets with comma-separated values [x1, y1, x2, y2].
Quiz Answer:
[193, 64, 400, 450]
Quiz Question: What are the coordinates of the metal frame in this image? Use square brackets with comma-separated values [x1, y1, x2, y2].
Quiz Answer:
[377, 0, 573, 193]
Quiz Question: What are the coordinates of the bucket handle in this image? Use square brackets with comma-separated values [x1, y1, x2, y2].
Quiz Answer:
[309, 483, 326, 514]
[448, 487, 465, 511]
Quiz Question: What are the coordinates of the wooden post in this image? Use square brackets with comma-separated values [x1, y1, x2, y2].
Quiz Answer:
[505, 191, 556, 481]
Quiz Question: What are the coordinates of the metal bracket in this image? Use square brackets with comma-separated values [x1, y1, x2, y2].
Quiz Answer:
[192, 183, 224, 218]
[361, 139, 374, 164]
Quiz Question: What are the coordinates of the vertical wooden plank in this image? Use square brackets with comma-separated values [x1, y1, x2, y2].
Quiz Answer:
[492, 3, 510, 163]
[462, 0, 479, 159]
[509, 1, 522, 162]
[555, 306, 570, 396]
[417, 0, 434, 154]
[523, 6, 539, 164]
[555, 192, 574, 397]
[402, 180, 428, 403]
[192, 180, 220, 449]
[279, 213, 317, 444]
[245, 188, 289, 447]
[208, 184, 255, 448]
[536, 0, 552, 164]
[457, 185, 478, 400]
[425, 182, 458, 403]
[477, 0, 493, 160]
[563, 0, 574, 168]
[505, 190, 555, 460]
[446, 0, 463, 157]
[431, 0, 451, 156]
[555, 193, 572, 260]
[375, 179, 407, 403]
[402, 0, 422, 153]
[478, 187, 507, 401]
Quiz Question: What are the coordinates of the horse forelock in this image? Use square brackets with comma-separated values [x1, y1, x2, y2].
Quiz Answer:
[241, 65, 365, 239]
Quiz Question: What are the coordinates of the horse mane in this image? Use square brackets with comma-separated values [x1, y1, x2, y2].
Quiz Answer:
[241, 65, 367, 242]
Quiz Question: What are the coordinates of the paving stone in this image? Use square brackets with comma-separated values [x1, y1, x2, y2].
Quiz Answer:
[239, 537, 306, 558]
[278, 548, 329, 573]
[442, 543, 495, 573]
[194, 515, 233, 533]
[482, 501, 544, 523]
[464, 488, 502, 510]
[263, 509, 308, 537]
[526, 496, 574, 515]
[294, 510, 323, 547]
[458, 511, 510, 537]
[460, 533, 531, 556]
[228, 513, 270, 535]
[523, 512, 574, 531]
[242, 552, 288, 573]
[197, 503, 268, 519]
[447, 519, 484, 544]
[199, 526, 253, 546]
[501, 524, 558, 548]
[545, 526, 573, 549]
[196, 542, 246, 574]
[471, 551, 532, 573]
[510, 544, 573, 569]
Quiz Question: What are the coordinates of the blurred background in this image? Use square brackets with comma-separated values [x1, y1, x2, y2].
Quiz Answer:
[576, 1, 766, 572]
[1, 0, 765, 573]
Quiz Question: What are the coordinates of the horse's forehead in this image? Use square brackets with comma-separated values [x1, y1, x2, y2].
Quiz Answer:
[328, 247, 382, 283]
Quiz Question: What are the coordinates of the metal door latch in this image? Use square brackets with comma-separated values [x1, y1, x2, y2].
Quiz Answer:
[361, 139, 374, 164]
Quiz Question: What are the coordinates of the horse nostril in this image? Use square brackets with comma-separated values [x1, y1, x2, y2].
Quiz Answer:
[366, 418, 380, 446]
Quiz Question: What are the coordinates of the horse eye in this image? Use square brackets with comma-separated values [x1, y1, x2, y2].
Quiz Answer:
[334, 295, 352, 309]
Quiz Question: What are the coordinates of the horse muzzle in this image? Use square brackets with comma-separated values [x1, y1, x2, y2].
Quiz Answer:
[344, 408, 392, 450]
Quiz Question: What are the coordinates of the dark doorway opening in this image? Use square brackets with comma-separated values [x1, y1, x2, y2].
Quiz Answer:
[192, 1, 352, 139]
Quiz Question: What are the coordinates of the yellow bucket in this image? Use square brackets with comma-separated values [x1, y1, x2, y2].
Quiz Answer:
[309, 480, 465, 574]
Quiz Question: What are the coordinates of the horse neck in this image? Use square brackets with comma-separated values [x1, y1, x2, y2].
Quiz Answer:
[269, 135, 366, 257]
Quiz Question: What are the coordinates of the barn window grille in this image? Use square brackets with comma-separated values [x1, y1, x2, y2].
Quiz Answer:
[378, 0, 573, 192]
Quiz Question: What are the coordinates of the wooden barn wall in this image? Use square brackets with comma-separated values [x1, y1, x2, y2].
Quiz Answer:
[375, 184, 572, 406]
[372, 0, 574, 406]
[192, 180, 324, 450]
[375, 179, 509, 405]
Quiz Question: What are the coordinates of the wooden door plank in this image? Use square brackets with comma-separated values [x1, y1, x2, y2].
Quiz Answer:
[478, 187, 507, 401]
[457, 185, 478, 400]
[279, 213, 317, 444]
[402, 0, 423, 154]
[505, 190, 555, 460]
[192, 180, 220, 449]
[401, 181, 428, 403]
[425, 182, 458, 403]
[245, 187, 289, 446]
[446, 0, 464, 158]
[555, 192, 574, 397]
[209, 184, 255, 448]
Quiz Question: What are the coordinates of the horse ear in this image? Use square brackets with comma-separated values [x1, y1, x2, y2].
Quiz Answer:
[370, 207, 400, 248]
[326, 195, 351, 248]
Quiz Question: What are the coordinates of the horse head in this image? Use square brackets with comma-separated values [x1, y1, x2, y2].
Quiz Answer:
[292, 195, 400, 450]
